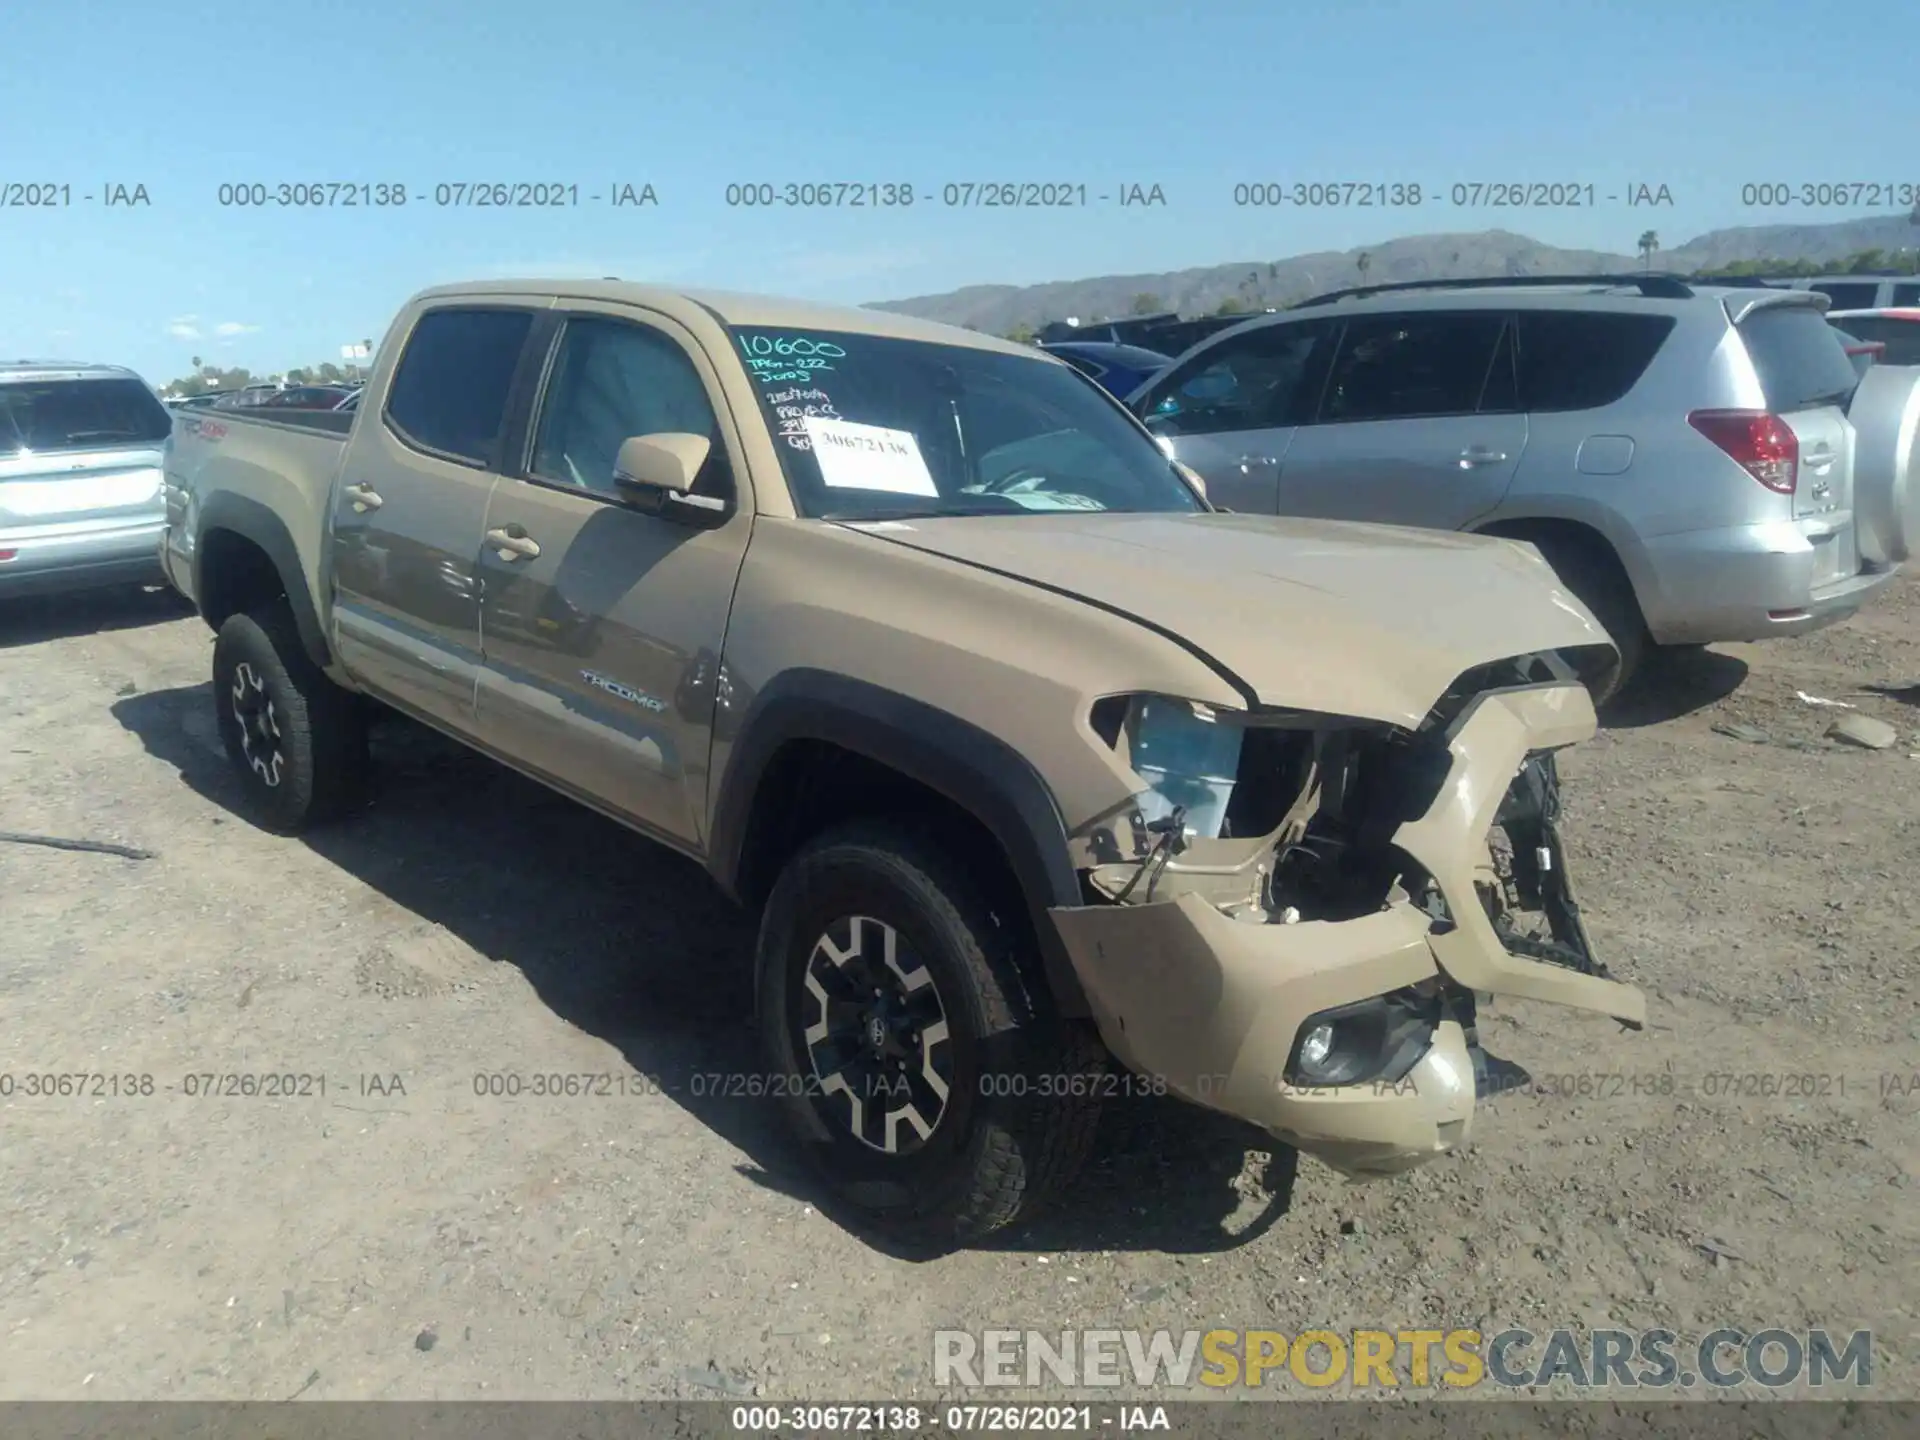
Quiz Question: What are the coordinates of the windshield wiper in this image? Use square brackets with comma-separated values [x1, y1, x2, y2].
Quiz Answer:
[61, 429, 148, 443]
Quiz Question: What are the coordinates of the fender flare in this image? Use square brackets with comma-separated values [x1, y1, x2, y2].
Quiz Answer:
[710, 670, 1091, 1018]
[193, 491, 332, 671]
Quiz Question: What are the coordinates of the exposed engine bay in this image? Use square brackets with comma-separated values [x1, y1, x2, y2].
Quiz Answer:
[1079, 651, 1622, 986]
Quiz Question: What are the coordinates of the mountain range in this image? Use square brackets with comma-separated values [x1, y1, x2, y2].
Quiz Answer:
[867, 214, 1920, 334]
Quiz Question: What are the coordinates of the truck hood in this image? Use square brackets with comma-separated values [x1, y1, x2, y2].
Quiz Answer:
[849, 511, 1611, 726]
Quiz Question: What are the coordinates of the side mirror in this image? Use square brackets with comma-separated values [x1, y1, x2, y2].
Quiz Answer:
[613, 432, 710, 495]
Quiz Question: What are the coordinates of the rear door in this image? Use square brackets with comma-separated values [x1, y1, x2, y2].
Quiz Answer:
[1735, 302, 1862, 587]
[1131, 318, 1338, 513]
[1274, 310, 1527, 530]
[472, 306, 754, 851]
[330, 304, 537, 731]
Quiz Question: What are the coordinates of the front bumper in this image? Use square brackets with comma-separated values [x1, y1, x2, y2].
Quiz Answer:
[1048, 682, 1645, 1177]
[0, 518, 167, 598]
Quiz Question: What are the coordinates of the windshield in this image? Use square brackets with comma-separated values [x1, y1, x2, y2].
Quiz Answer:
[0, 376, 172, 456]
[729, 327, 1206, 521]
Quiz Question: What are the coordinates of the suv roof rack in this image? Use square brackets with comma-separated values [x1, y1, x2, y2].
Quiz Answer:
[1290, 273, 1698, 308]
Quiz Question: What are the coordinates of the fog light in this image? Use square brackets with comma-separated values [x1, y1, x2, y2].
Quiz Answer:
[1287, 990, 1444, 1088]
[1300, 1023, 1335, 1070]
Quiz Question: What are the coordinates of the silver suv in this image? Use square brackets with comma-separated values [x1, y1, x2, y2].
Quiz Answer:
[1, 361, 175, 599]
[1130, 274, 1919, 701]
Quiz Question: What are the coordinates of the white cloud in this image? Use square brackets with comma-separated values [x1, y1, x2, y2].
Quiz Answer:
[167, 315, 202, 340]
[215, 322, 259, 337]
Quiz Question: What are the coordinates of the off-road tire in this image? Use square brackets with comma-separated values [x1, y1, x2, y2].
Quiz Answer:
[1535, 539, 1647, 709]
[755, 820, 1104, 1251]
[212, 600, 368, 834]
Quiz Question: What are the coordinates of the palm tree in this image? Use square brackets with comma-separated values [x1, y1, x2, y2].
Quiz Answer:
[1637, 231, 1660, 272]
[1356, 251, 1372, 282]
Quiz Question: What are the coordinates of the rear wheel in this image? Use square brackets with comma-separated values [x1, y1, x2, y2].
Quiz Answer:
[754, 821, 1104, 1251]
[212, 600, 368, 834]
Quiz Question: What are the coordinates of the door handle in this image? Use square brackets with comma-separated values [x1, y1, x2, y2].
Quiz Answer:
[1238, 454, 1279, 472]
[345, 482, 383, 512]
[485, 527, 541, 560]
[1456, 447, 1509, 468]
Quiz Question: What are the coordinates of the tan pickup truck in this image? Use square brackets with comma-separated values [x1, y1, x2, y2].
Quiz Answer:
[159, 280, 1645, 1249]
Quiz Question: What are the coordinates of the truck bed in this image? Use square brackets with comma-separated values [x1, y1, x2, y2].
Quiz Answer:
[186, 406, 355, 439]
[163, 405, 354, 630]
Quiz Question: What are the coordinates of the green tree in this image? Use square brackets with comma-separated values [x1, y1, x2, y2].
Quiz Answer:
[1130, 293, 1163, 315]
[1637, 230, 1660, 271]
[1356, 251, 1371, 281]
[1004, 322, 1037, 344]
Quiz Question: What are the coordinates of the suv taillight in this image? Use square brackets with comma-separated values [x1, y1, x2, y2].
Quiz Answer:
[1687, 409, 1798, 494]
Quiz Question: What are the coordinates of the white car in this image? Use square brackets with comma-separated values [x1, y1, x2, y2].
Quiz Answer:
[1828, 308, 1920, 369]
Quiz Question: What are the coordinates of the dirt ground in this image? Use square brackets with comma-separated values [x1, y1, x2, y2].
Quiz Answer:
[2, 575, 1917, 1404]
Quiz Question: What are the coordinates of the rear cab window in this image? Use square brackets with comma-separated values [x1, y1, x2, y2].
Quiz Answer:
[1737, 305, 1862, 412]
[384, 307, 536, 466]
[0, 376, 172, 457]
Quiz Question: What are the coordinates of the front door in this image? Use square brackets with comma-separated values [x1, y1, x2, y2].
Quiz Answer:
[473, 308, 754, 851]
[1275, 310, 1527, 531]
[1133, 318, 1339, 513]
[330, 305, 536, 729]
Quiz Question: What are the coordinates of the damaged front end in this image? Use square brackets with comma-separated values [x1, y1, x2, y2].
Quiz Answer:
[1048, 652, 1645, 1179]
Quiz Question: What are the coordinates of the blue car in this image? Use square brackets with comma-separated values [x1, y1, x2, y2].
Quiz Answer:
[1039, 341, 1172, 400]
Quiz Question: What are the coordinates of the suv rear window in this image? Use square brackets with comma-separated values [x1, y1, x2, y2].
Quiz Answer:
[385, 307, 535, 465]
[0, 377, 172, 456]
[1738, 306, 1862, 412]
[1515, 311, 1674, 412]
[1893, 284, 1920, 307]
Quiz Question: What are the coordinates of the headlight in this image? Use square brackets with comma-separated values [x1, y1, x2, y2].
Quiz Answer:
[1092, 693, 1246, 841]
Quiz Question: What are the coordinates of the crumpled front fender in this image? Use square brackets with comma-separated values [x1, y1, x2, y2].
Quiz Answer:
[1393, 682, 1645, 1026]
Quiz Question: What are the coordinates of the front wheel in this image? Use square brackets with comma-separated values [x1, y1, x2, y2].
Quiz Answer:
[212, 600, 368, 834]
[754, 821, 1104, 1250]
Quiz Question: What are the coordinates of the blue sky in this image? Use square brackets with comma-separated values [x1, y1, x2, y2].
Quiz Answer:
[5, 0, 1916, 386]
